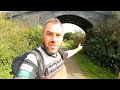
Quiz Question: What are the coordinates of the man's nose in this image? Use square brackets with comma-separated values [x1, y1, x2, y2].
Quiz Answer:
[52, 35, 57, 41]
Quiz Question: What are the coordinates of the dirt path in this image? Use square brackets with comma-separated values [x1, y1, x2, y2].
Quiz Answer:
[61, 43, 87, 79]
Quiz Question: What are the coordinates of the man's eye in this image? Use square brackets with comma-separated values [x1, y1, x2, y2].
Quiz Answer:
[47, 33, 53, 36]
[57, 34, 61, 37]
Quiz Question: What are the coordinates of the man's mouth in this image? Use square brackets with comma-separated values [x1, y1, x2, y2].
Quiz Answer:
[49, 44, 57, 49]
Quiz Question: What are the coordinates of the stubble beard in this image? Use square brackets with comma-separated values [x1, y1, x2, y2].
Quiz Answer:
[42, 39, 62, 56]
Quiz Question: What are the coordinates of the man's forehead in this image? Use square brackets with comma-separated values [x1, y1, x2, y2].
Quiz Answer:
[45, 30, 63, 35]
[46, 23, 62, 28]
[45, 23, 63, 33]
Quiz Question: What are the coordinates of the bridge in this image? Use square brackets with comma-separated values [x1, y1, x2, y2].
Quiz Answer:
[5, 11, 113, 34]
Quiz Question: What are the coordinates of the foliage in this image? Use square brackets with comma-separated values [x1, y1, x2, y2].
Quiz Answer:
[71, 31, 86, 47]
[112, 11, 120, 20]
[0, 16, 42, 78]
[65, 40, 117, 79]
[83, 15, 120, 73]
[64, 40, 74, 49]
[63, 32, 72, 40]
[63, 31, 86, 48]
[74, 53, 117, 79]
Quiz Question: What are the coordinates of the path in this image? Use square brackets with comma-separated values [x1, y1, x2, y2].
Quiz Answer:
[61, 43, 87, 79]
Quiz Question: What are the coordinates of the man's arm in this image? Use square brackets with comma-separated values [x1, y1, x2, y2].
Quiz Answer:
[14, 53, 38, 79]
[66, 43, 83, 58]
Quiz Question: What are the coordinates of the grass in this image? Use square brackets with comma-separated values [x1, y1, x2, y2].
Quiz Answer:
[74, 53, 117, 79]
[64, 40, 118, 79]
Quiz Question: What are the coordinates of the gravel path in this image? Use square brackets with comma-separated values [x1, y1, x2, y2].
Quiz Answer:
[64, 57, 87, 79]
[61, 43, 87, 79]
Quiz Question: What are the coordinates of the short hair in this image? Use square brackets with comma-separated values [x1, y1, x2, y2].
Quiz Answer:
[42, 18, 63, 33]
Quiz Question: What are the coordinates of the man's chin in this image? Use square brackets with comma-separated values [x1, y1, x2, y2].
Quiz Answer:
[49, 47, 57, 52]
[48, 50, 57, 55]
[47, 52, 56, 56]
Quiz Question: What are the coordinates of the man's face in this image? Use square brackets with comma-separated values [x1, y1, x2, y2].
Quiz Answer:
[43, 23, 64, 55]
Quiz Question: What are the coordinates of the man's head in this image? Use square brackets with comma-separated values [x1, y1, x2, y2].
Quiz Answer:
[42, 18, 64, 56]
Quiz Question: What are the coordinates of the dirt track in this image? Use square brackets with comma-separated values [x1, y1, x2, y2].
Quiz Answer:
[61, 43, 87, 79]
[64, 57, 87, 79]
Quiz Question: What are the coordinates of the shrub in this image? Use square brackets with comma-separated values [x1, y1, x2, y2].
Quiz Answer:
[63, 32, 72, 40]
[0, 16, 42, 78]
[64, 31, 86, 48]
[83, 16, 120, 73]
[72, 31, 86, 47]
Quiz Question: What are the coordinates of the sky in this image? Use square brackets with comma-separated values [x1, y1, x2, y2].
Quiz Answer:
[62, 23, 85, 34]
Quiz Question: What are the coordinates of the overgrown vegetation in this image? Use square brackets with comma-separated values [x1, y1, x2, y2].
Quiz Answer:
[74, 53, 117, 79]
[64, 40, 118, 79]
[83, 11, 120, 74]
[64, 12, 120, 78]
[0, 14, 42, 78]
[64, 31, 86, 47]
[0, 11, 119, 79]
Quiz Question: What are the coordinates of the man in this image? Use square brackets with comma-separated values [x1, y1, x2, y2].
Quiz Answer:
[14, 18, 83, 79]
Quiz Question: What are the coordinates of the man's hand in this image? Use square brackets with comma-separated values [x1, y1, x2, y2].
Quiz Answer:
[77, 43, 83, 51]
[65, 43, 83, 58]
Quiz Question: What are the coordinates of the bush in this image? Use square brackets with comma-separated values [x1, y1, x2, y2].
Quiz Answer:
[72, 32, 86, 47]
[0, 17, 42, 78]
[63, 32, 72, 40]
[64, 31, 86, 48]
[83, 16, 120, 73]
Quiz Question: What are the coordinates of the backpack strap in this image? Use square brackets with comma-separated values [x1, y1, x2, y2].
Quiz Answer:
[58, 49, 68, 61]
[30, 49, 45, 79]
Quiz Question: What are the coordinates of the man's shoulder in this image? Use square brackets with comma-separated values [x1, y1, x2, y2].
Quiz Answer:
[25, 51, 38, 66]
[58, 49, 68, 59]
[59, 48, 67, 54]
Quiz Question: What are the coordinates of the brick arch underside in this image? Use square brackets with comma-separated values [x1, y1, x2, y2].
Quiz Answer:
[56, 15, 93, 34]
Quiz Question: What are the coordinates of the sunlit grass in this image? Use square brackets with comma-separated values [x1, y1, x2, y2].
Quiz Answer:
[64, 40, 118, 79]
[74, 53, 117, 79]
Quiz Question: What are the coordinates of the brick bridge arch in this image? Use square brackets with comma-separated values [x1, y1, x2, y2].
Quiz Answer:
[6, 11, 113, 34]
[56, 14, 93, 33]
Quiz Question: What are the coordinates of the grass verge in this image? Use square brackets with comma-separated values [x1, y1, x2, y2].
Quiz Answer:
[64, 40, 118, 79]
